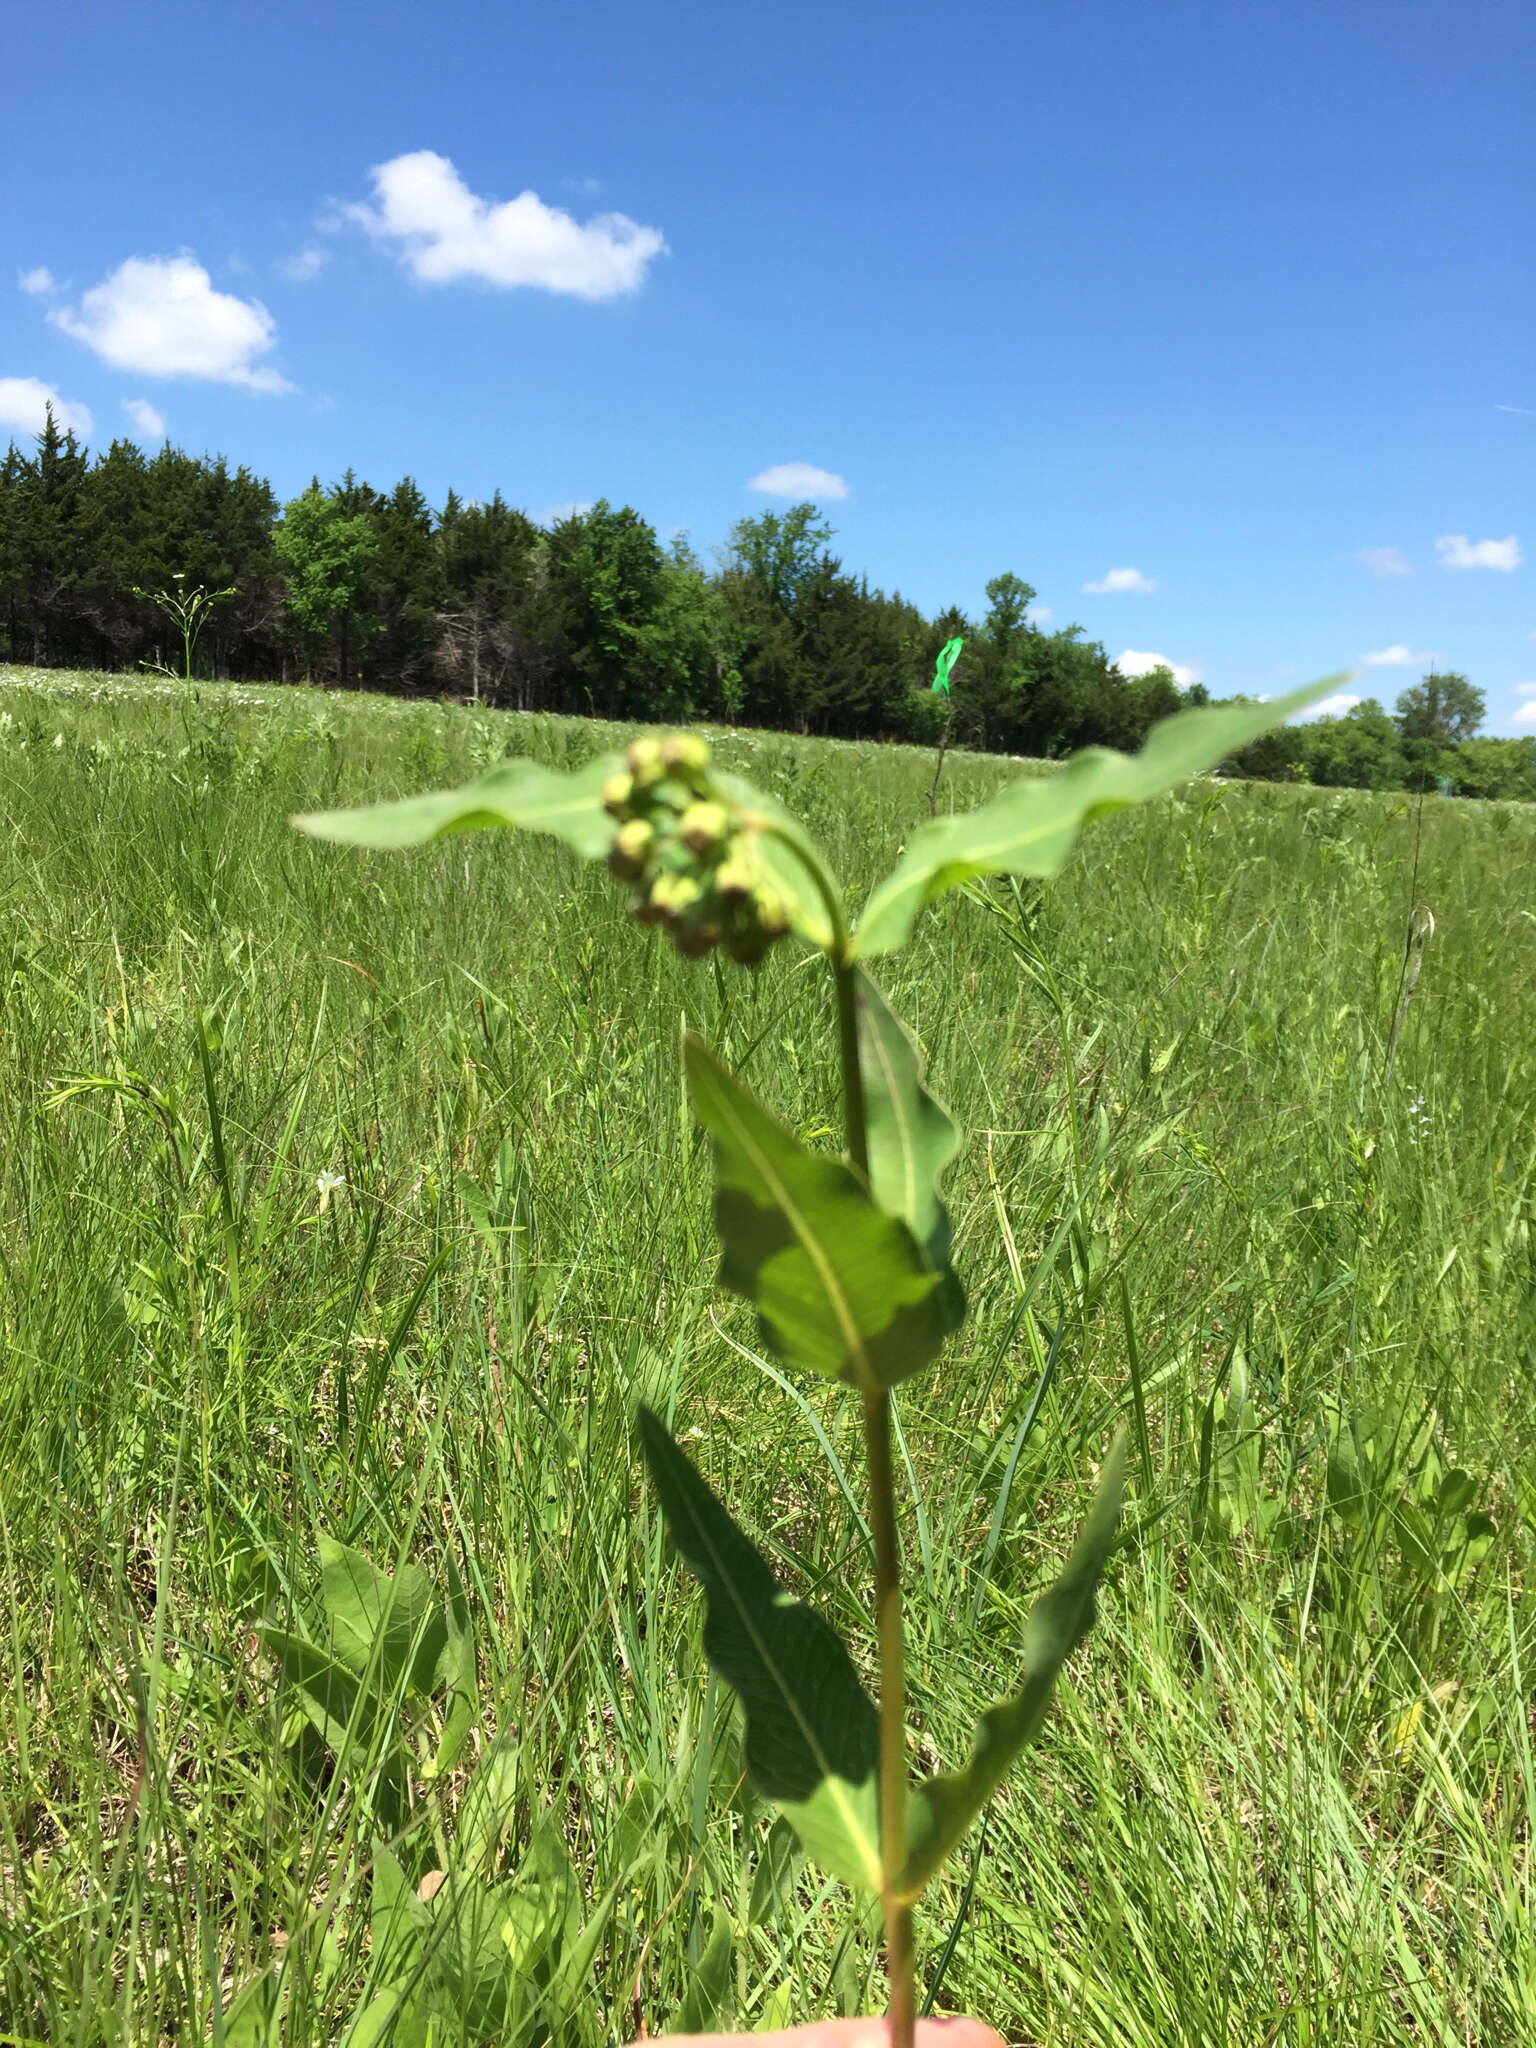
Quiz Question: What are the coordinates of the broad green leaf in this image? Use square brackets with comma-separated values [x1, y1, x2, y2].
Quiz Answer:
[897, 1431, 1128, 1902]
[456, 1728, 521, 1876]
[855, 968, 964, 1334]
[370, 1841, 431, 1981]
[678, 1911, 736, 2035]
[685, 1033, 946, 1393]
[748, 1814, 804, 1926]
[258, 1626, 367, 1757]
[222, 1969, 280, 2048]
[440, 1876, 528, 2033]
[854, 677, 1346, 957]
[342, 1988, 421, 2048]
[544, 1874, 623, 2017]
[293, 754, 622, 858]
[712, 767, 838, 952]
[422, 1551, 476, 1782]
[319, 1537, 447, 1700]
[638, 1406, 882, 1893]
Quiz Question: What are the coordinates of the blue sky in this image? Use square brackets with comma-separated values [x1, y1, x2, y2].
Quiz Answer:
[4, 0, 1533, 732]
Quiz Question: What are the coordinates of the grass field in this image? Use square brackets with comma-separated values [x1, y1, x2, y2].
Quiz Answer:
[2, 663, 1535, 2047]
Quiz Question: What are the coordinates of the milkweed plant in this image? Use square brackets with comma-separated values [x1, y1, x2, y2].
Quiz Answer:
[296, 675, 1338, 2045]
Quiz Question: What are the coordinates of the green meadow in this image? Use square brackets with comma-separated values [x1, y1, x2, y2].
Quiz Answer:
[2, 663, 1535, 2047]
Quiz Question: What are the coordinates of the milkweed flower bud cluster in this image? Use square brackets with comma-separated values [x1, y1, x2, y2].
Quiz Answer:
[604, 734, 790, 964]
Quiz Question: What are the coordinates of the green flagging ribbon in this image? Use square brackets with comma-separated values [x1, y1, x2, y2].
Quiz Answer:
[931, 636, 963, 695]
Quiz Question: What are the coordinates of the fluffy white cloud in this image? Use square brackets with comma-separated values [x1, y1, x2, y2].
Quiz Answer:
[1117, 648, 1200, 689]
[1359, 643, 1431, 669]
[18, 266, 56, 296]
[278, 245, 330, 283]
[747, 463, 849, 501]
[536, 500, 595, 526]
[49, 255, 291, 392]
[1435, 532, 1522, 572]
[1083, 566, 1157, 595]
[1302, 692, 1365, 720]
[123, 397, 166, 439]
[1026, 603, 1053, 627]
[1512, 690, 1536, 726]
[0, 374, 91, 438]
[1360, 546, 1410, 578]
[348, 151, 666, 299]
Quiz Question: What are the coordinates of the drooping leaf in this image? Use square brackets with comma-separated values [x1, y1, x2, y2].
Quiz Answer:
[544, 1873, 624, 2019]
[221, 1968, 281, 2048]
[748, 1815, 805, 1926]
[370, 1841, 431, 1981]
[440, 1875, 527, 2033]
[319, 1537, 447, 1700]
[293, 755, 622, 859]
[855, 968, 964, 1333]
[713, 768, 839, 953]
[341, 1988, 425, 2048]
[422, 1550, 476, 1782]
[637, 1406, 881, 1892]
[677, 1911, 736, 2035]
[258, 1626, 368, 1758]
[456, 1729, 522, 1876]
[854, 678, 1346, 957]
[685, 1033, 946, 1393]
[897, 1431, 1128, 1901]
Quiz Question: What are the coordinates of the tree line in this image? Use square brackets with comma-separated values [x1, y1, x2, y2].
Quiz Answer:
[3, 411, 1533, 799]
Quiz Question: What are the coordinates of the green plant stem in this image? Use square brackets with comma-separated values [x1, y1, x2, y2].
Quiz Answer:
[864, 1381, 916, 2048]
[834, 955, 870, 1180]
[832, 946, 914, 2048]
[730, 807, 914, 2039]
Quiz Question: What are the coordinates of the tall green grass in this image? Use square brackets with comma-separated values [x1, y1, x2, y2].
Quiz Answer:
[2, 665, 1534, 2045]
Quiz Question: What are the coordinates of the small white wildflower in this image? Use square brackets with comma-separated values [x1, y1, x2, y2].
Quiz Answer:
[317, 1168, 345, 1212]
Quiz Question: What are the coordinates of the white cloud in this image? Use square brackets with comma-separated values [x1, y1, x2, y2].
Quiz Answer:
[1435, 532, 1522, 572]
[123, 397, 166, 439]
[1359, 643, 1431, 669]
[1117, 648, 1200, 689]
[537, 500, 595, 526]
[1512, 695, 1536, 727]
[278, 245, 330, 283]
[1026, 603, 1052, 627]
[0, 374, 92, 438]
[747, 462, 849, 501]
[1300, 693, 1365, 721]
[1360, 546, 1411, 578]
[348, 150, 666, 300]
[18, 266, 56, 296]
[49, 255, 291, 392]
[1083, 566, 1157, 595]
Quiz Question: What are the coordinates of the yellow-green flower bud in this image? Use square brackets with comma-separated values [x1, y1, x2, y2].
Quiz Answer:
[602, 771, 634, 819]
[650, 873, 702, 923]
[632, 886, 667, 926]
[753, 886, 789, 937]
[627, 736, 664, 787]
[714, 851, 756, 902]
[679, 800, 730, 859]
[660, 732, 712, 779]
[608, 816, 655, 881]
